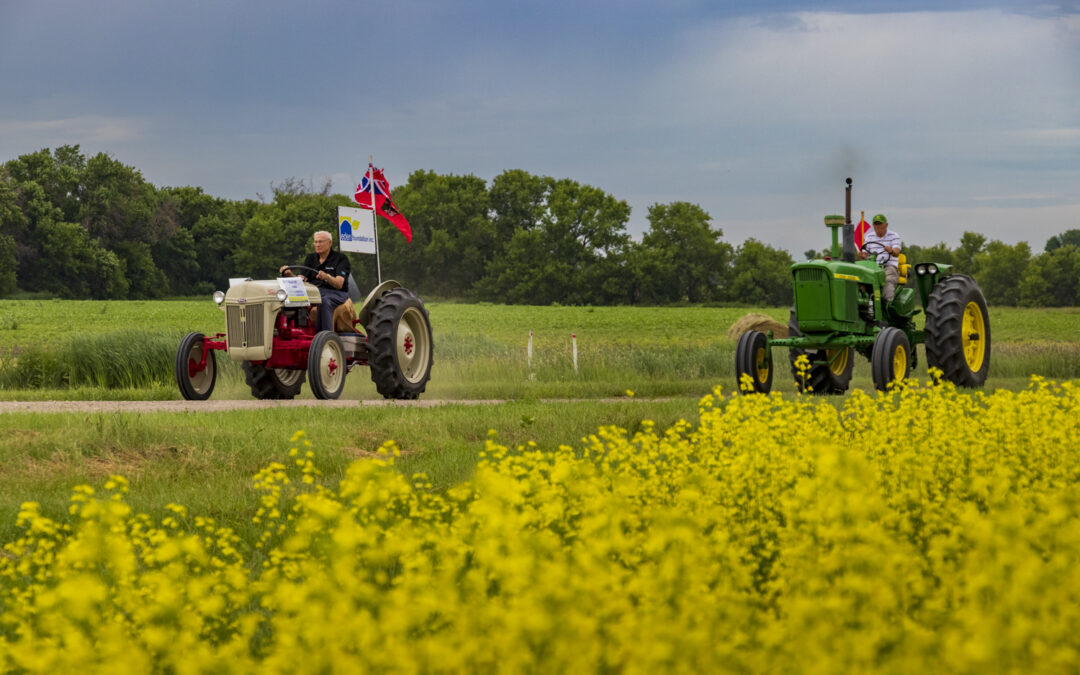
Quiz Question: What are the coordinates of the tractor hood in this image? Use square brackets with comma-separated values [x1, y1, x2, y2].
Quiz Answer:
[224, 279, 322, 306]
[792, 259, 878, 285]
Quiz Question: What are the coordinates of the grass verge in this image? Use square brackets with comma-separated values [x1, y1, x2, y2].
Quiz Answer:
[0, 397, 698, 543]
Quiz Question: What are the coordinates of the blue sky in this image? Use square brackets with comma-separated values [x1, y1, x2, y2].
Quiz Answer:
[1, 1, 1078, 258]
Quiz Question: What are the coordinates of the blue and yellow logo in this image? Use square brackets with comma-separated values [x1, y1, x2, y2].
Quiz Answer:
[339, 217, 357, 242]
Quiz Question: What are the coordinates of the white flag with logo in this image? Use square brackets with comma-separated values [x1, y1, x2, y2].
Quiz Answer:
[337, 206, 376, 254]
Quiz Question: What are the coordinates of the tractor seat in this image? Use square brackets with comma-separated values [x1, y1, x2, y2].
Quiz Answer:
[347, 273, 363, 303]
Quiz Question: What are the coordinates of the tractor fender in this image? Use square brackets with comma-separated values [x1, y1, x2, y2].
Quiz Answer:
[356, 280, 402, 328]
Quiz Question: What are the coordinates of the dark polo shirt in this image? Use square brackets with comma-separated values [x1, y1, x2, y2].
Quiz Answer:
[301, 249, 351, 290]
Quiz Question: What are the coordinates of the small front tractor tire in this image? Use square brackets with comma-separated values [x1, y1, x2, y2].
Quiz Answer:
[735, 330, 773, 394]
[787, 307, 854, 394]
[925, 274, 991, 387]
[308, 331, 347, 400]
[243, 363, 305, 400]
[176, 332, 216, 401]
[366, 288, 434, 399]
[871, 327, 911, 391]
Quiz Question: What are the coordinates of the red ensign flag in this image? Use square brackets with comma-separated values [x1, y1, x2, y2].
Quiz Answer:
[352, 166, 412, 242]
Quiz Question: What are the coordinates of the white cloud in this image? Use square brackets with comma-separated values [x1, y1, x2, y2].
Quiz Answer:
[0, 115, 150, 149]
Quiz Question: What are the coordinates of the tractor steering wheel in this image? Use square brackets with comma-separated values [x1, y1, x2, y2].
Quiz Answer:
[860, 240, 891, 263]
[280, 264, 319, 279]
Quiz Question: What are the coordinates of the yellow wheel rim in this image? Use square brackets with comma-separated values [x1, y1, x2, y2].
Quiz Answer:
[755, 346, 769, 383]
[826, 348, 849, 376]
[962, 301, 986, 371]
[892, 344, 907, 380]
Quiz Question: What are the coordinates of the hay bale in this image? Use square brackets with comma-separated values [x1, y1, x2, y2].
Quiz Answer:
[727, 312, 788, 340]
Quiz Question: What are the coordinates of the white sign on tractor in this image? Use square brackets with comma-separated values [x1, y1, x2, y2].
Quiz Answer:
[337, 206, 376, 255]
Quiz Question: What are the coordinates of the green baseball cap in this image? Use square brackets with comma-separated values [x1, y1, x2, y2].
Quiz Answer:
[872, 214, 888, 225]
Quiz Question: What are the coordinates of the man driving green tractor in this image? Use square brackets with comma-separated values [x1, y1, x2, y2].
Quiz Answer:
[735, 178, 990, 394]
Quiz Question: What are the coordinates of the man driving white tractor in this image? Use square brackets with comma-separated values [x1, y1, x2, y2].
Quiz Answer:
[859, 213, 902, 302]
[279, 230, 351, 332]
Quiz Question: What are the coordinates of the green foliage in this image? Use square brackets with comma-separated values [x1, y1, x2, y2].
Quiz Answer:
[637, 202, 733, 303]
[974, 240, 1030, 306]
[29, 220, 128, 299]
[728, 238, 794, 305]
[952, 231, 987, 276]
[1045, 228, 1080, 252]
[1019, 244, 1080, 307]
[0, 234, 16, 297]
[477, 174, 632, 305]
[2, 147, 1078, 306]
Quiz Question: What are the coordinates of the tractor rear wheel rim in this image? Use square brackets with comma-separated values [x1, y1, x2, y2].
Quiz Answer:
[826, 348, 848, 376]
[961, 301, 986, 372]
[319, 340, 343, 391]
[397, 307, 430, 384]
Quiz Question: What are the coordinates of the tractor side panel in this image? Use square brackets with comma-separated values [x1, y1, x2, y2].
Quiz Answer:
[832, 279, 858, 322]
[892, 287, 916, 317]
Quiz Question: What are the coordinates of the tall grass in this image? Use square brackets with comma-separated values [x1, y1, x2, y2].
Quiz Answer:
[0, 301, 1076, 396]
[0, 331, 241, 389]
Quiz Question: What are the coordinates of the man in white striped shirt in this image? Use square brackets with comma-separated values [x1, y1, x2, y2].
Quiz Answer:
[859, 213, 902, 302]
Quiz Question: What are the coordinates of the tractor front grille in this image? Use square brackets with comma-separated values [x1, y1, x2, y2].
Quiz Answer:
[226, 305, 266, 349]
[796, 268, 827, 282]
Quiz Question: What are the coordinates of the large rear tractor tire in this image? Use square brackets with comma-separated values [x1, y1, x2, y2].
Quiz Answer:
[176, 332, 216, 401]
[366, 288, 434, 399]
[308, 331, 347, 400]
[925, 275, 991, 387]
[242, 362, 305, 400]
[735, 330, 773, 394]
[871, 327, 911, 391]
[787, 306, 854, 394]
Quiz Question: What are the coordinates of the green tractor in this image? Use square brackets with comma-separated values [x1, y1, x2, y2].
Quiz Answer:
[735, 178, 990, 394]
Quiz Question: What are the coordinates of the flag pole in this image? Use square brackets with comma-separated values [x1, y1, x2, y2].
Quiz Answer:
[370, 155, 381, 284]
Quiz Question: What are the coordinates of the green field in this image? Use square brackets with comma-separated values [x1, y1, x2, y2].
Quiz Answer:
[1, 299, 1078, 542]
[1, 299, 1078, 399]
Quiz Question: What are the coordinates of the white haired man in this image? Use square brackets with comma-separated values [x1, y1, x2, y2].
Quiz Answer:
[279, 230, 351, 332]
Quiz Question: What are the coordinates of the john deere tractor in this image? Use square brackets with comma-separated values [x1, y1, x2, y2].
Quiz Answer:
[735, 178, 990, 394]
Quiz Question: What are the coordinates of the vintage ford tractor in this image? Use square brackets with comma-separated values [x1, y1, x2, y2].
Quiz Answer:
[735, 178, 990, 394]
[175, 270, 433, 401]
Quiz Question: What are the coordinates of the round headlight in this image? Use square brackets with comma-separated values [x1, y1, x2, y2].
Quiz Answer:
[212, 290, 225, 305]
[927, 264, 939, 275]
[915, 264, 926, 276]
[275, 289, 288, 302]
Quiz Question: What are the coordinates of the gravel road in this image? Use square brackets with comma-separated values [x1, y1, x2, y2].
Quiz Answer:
[0, 399, 510, 414]
[0, 397, 664, 414]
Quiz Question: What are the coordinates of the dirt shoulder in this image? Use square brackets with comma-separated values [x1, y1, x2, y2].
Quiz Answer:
[0, 399, 509, 414]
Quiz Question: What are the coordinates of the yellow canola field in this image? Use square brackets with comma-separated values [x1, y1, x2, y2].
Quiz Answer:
[3, 377, 1080, 673]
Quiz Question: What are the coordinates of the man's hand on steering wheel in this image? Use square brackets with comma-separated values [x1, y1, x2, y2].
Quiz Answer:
[279, 264, 319, 280]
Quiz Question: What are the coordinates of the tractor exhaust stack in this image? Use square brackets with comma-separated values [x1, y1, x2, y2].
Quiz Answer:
[842, 177, 856, 262]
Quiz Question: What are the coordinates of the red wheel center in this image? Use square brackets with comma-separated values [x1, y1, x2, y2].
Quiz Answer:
[327, 358, 338, 375]
[404, 335, 414, 356]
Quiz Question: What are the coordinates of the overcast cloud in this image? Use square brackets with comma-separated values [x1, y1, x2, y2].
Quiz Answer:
[1, 0, 1078, 258]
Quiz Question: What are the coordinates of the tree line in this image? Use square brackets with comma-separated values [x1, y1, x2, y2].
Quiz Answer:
[1, 146, 1077, 306]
